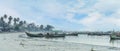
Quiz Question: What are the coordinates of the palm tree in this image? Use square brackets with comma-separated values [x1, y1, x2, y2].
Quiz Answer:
[6, 16, 13, 32]
[8, 16, 13, 25]
[14, 17, 20, 31]
[3, 14, 7, 23]
[16, 18, 20, 22]
[40, 25, 44, 30]
[22, 21, 27, 31]
[19, 21, 24, 26]
[16, 17, 20, 24]
[17, 21, 24, 31]
[0, 17, 4, 27]
[3, 14, 7, 19]
[23, 21, 26, 25]
[13, 18, 17, 25]
[0, 17, 6, 31]
[45, 25, 54, 31]
[0, 17, 4, 22]
[27, 23, 36, 31]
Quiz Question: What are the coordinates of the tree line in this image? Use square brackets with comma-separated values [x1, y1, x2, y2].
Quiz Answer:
[0, 14, 54, 32]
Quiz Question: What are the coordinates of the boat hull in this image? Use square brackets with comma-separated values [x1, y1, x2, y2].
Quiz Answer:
[25, 32, 44, 37]
[45, 34, 65, 38]
[65, 34, 78, 36]
[110, 34, 120, 40]
[88, 33, 110, 36]
[25, 32, 65, 38]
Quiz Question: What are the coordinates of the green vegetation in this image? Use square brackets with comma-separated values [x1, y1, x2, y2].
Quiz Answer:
[0, 14, 54, 32]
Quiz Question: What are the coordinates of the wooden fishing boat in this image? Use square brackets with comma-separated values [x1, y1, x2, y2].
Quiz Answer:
[25, 32, 65, 38]
[110, 33, 120, 40]
[110, 35, 120, 40]
[88, 32, 110, 36]
[25, 32, 44, 37]
[45, 33, 65, 38]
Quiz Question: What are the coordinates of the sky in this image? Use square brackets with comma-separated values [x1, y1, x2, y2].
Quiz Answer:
[0, 0, 120, 31]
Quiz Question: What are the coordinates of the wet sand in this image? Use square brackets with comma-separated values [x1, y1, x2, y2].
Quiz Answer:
[0, 33, 119, 51]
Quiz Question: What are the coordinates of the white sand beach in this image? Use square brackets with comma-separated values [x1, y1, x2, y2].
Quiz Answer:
[0, 33, 119, 51]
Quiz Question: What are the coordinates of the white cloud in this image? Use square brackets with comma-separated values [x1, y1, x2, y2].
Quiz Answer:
[63, 0, 120, 31]
[80, 12, 101, 26]
[1, 0, 120, 31]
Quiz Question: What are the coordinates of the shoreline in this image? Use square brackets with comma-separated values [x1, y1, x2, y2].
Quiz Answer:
[1, 32, 120, 48]
[0, 32, 120, 51]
